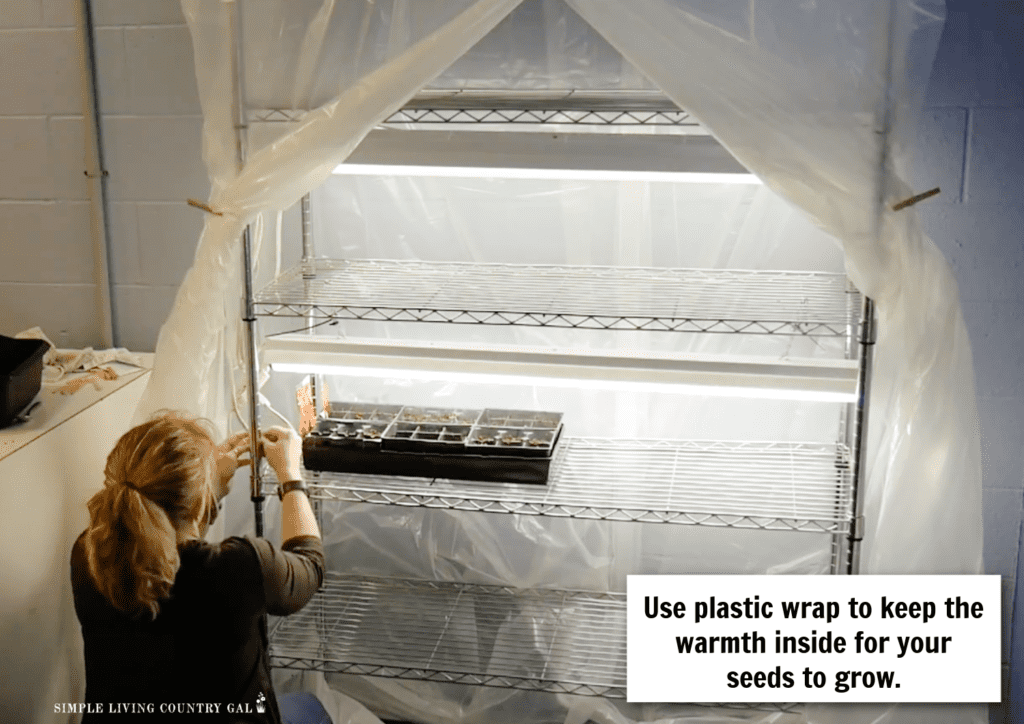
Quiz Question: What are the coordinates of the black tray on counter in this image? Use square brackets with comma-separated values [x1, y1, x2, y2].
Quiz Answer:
[0, 335, 49, 428]
[303, 402, 563, 484]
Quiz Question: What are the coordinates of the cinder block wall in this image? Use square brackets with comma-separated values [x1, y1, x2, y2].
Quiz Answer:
[0, 0, 96, 347]
[90, 2, 208, 351]
[912, 2, 1024, 722]
[0, 0, 1020, 721]
[0, 0, 206, 350]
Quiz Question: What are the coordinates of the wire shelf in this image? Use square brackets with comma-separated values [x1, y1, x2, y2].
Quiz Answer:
[298, 438, 853, 532]
[269, 573, 802, 712]
[249, 91, 706, 133]
[386, 107, 696, 127]
[256, 260, 859, 337]
[269, 574, 627, 696]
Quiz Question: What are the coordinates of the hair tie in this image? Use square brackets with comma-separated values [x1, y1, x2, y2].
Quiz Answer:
[122, 480, 141, 492]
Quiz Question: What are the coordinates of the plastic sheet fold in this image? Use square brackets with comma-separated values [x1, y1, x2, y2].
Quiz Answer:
[135, 1, 984, 722]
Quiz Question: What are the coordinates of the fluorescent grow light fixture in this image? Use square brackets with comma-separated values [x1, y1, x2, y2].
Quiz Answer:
[263, 335, 857, 403]
[331, 163, 762, 184]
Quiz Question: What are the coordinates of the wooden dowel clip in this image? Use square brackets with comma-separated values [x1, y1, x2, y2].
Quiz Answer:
[187, 198, 224, 216]
[892, 187, 940, 212]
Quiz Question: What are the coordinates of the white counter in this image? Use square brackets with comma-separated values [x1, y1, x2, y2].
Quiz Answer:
[0, 355, 152, 724]
[0, 356, 153, 462]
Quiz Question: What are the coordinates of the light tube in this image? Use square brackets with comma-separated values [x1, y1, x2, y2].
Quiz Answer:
[270, 361, 853, 402]
[331, 163, 763, 185]
[264, 336, 857, 403]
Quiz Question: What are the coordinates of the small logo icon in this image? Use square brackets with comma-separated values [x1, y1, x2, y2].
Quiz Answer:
[255, 693, 266, 714]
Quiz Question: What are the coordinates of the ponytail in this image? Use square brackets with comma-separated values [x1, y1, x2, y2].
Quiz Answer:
[83, 412, 218, 619]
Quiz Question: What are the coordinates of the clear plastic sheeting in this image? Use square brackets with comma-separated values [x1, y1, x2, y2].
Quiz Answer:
[240, 1, 531, 113]
[136, 0, 985, 722]
[431, 0, 659, 92]
[310, 177, 843, 272]
[242, 0, 660, 109]
[135, 0, 525, 435]
[558, 2, 983, 589]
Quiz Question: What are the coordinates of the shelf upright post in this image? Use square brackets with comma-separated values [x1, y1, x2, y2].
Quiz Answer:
[842, 0, 891, 573]
[227, 0, 265, 536]
[296, 111, 327, 663]
[300, 192, 321, 422]
[242, 227, 265, 537]
[846, 296, 876, 574]
[301, 193, 316, 278]
[831, 283, 860, 573]
[299, 196, 328, 652]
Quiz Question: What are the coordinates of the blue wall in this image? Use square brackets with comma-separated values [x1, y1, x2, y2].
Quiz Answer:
[914, 2, 1023, 722]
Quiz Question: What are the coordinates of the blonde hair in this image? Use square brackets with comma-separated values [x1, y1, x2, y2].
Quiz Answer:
[83, 411, 219, 619]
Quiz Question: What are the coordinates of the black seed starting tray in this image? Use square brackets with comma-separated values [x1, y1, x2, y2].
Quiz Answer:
[303, 402, 563, 484]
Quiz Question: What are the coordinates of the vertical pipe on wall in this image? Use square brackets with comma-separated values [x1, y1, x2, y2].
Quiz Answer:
[75, 0, 117, 348]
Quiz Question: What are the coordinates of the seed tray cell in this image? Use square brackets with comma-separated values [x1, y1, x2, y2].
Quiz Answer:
[326, 402, 403, 424]
[396, 407, 481, 425]
[308, 420, 387, 448]
[467, 426, 559, 458]
[383, 422, 473, 453]
[478, 409, 563, 429]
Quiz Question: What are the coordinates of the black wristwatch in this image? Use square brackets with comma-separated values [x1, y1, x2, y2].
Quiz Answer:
[278, 479, 309, 500]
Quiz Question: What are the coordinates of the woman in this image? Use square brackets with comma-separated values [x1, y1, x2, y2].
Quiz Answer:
[70, 411, 326, 723]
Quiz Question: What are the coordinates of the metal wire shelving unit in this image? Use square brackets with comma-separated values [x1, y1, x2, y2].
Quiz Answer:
[232, 23, 877, 706]
[250, 259, 873, 710]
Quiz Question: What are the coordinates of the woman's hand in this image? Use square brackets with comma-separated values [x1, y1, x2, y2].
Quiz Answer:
[215, 431, 252, 498]
[261, 426, 304, 482]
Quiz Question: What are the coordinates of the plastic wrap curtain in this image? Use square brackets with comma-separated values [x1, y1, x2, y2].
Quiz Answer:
[134, 0, 526, 436]
[132, 0, 985, 722]
[560, 0, 982, 583]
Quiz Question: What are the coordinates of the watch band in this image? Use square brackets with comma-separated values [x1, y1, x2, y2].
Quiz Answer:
[278, 479, 309, 500]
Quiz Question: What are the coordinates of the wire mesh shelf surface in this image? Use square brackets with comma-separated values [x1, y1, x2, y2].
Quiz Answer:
[269, 573, 804, 712]
[300, 438, 854, 532]
[269, 573, 627, 696]
[383, 107, 699, 129]
[256, 260, 860, 337]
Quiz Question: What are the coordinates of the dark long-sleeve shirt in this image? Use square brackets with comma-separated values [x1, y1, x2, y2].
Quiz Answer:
[70, 532, 324, 723]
